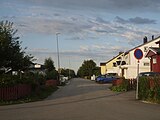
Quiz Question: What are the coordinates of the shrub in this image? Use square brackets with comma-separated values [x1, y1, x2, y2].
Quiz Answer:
[111, 85, 127, 92]
[111, 79, 129, 92]
[138, 76, 160, 103]
[0, 74, 23, 87]
[138, 77, 150, 100]
[46, 70, 58, 80]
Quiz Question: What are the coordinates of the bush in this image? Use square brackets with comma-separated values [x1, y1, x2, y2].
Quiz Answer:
[111, 79, 129, 92]
[0, 74, 23, 87]
[138, 76, 160, 103]
[111, 85, 127, 92]
[138, 77, 150, 100]
[46, 70, 58, 80]
[0, 72, 45, 87]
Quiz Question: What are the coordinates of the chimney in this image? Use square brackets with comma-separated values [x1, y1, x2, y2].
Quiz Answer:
[119, 51, 123, 55]
[152, 35, 154, 40]
[143, 36, 147, 44]
[155, 40, 160, 48]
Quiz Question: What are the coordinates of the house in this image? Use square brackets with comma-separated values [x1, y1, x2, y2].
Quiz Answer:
[100, 62, 107, 75]
[145, 40, 160, 72]
[100, 36, 160, 79]
[100, 52, 124, 75]
[29, 63, 46, 75]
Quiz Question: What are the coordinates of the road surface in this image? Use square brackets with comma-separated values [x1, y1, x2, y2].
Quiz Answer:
[0, 78, 160, 120]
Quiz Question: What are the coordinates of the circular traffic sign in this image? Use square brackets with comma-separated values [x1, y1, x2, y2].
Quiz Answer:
[134, 48, 143, 60]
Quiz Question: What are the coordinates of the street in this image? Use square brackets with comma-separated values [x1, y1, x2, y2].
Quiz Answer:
[0, 78, 160, 120]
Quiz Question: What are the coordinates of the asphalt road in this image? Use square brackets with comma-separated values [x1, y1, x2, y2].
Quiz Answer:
[0, 78, 160, 120]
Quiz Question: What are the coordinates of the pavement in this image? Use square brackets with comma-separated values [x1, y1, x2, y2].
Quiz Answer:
[0, 78, 160, 120]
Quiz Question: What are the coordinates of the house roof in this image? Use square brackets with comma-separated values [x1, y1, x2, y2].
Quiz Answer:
[100, 52, 124, 66]
[145, 47, 160, 57]
[100, 62, 106, 66]
[100, 36, 160, 65]
[124, 36, 160, 55]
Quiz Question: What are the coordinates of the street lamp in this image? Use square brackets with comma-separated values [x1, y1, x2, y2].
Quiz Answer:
[56, 33, 61, 82]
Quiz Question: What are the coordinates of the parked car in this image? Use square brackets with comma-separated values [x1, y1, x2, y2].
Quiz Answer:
[138, 72, 160, 77]
[95, 73, 119, 83]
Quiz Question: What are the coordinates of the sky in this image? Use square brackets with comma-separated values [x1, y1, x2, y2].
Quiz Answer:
[1, 0, 160, 72]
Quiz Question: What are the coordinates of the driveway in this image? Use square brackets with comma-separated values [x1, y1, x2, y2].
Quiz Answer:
[0, 78, 160, 120]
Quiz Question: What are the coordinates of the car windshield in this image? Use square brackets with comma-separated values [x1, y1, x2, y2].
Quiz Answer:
[139, 72, 160, 77]
[100, 75, 106, 78]
[106, 73, 117, 76]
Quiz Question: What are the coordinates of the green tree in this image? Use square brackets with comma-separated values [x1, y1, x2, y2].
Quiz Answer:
[77, 60, 100, 78]
[44, 57, 58, 80]
[61, 68, 76, 78]
[44, 57, 55, 72]
[93, 67, 101, 76]
[0, 20, 33, 71]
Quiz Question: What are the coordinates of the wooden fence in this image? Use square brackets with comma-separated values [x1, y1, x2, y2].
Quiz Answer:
[0, 84, 31, 101]
[127, 79, 136, 90]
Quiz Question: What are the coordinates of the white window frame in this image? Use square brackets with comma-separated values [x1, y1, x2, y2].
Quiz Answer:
[153, 57, 157, 64]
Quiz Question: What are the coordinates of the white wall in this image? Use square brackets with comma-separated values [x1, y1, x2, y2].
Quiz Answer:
[124, 37, 160, 79]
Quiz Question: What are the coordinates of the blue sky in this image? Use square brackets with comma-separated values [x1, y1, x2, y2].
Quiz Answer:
[1, 0, 160, 72]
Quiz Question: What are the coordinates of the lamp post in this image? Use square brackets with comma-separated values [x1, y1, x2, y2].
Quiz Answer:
[56, 33, 61, 82]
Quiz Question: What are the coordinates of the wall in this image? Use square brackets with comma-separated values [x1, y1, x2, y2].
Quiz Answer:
[100, 65, 106, 75]
[106, 54, 124, 73]
[152, 55, 160, 72]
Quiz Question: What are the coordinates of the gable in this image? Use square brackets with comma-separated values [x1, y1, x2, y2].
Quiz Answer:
[145, 50, 156, 57]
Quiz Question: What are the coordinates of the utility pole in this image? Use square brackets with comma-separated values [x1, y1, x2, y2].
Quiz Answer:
[56, 33, 61, 82]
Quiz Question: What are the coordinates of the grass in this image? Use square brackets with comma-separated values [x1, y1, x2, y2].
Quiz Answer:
[0, 86, 58, 105]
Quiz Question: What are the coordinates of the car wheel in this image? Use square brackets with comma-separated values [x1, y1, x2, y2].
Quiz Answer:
[99, 81, 103, 84]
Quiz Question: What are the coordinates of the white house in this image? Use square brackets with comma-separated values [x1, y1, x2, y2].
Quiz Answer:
[120, 36, 160, 79]
[107, 36, 160, 79]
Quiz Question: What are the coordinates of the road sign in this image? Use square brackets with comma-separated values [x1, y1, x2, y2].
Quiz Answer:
[134, 48, 143, 60]
[134, 48, 143, 100]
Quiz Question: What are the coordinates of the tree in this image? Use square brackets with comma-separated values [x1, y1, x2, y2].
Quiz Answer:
[44, 57, 58, 80]
[44, 57, 55, 72]
[61, 68, 76, 78]
[0, 20, 33, 71]
[93, 67, 101, 76]
[77, 60, 100, 78]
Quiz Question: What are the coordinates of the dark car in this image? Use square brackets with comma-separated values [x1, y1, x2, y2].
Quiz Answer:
[138, 72, 160, 77]
[95, 73, 119, 83]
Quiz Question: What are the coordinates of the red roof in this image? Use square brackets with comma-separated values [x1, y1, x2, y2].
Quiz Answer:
[145, 47, 160, 57]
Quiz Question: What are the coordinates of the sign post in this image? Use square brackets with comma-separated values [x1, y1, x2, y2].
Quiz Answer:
[134, 48, 143, 100]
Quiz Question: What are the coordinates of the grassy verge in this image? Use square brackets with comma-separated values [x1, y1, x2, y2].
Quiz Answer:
[0, 86, 58, 105]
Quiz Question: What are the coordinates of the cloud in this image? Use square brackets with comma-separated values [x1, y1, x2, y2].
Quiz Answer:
[95, 17, 109, 24]
[129, 17, 156, 24]
[88, 17, 159, 45]
[11, 0, 160, 13]
[115, 16, 156, 24]
[2, 0, 160, 48]
[26, 45, 123, 71]
[26, 44, 125, 62]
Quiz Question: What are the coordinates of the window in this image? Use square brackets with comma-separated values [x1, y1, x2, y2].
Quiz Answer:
[116, 61, 126, 65]
[144, 46, 148, 52]
[143, 62, 149, 66]
[153, 57, 157, 64]
[113, 62, 117, 67]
